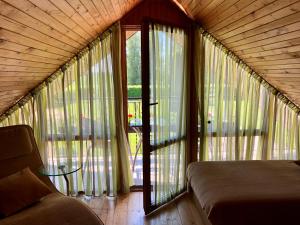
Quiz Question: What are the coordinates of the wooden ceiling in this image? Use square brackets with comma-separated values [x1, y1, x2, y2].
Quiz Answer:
[0, 0, 300, 114]
[0, 0, 140, 114]
[177, 0, 300, 104]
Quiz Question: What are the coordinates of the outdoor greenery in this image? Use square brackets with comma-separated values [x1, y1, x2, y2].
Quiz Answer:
[126, 31, 141, 86]
[128, 85, 141, 98]
[128, 133, 142, 156]
[126, 31, 143, 165]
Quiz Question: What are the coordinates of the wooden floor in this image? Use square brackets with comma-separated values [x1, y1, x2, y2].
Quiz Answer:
[78, 192, 205, 225]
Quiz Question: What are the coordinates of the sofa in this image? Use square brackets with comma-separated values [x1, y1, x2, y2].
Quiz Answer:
[0, 125, 103, 225]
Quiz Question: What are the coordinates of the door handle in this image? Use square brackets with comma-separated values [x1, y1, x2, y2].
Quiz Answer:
[149, 102, 158, 106]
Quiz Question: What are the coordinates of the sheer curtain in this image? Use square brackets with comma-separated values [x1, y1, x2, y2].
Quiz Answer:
[0, 23, 132, 196]
[195, 28, 300, 161]
[271, 98, 299, 159]
[149, 24, 188, 207]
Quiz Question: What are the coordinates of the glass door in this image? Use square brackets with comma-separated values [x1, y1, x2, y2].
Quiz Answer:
[125, 29, 143, 187]
[142, 22, 188, 214]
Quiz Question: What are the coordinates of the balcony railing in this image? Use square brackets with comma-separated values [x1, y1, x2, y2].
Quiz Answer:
[128, 97, 143, 186]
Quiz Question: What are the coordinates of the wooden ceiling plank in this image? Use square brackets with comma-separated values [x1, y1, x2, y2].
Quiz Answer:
[243, 52, 300, 61]
[257, 68, 300, 74]
[219, 1, 300, 41]
[79, 0, 107, 26]
[0, 90, 24, 96]
[0, 29, 73, 57]
[0, 100, 22, 105]
[203, 0, 257, 29]
[48, 0, 98, 38]
[99, 0, 119, 23]
[91, 0, 110, 22]
[266, 78, 300, 82]
[0, 65, 54, 72]
[0, 98, 22, 103]
[2, 0, 91, 44]
[0, 86, 31, 91]
[0, 41, 68, 60]
[222, 11, 300, 44]
[0, 1, 86, 48]
[0, 99, 22, 105]
[65, 0, 103, 31]
[209, 0, 276, 33]
[235, 37, 300, 55]
[253, 64, 300, 69]
[0, 76, 47, 81]
[0, 101, 21, 109]
[0, 15, 78, 53]
[216, 0, 299, 37]
[262, 81, 297, 87]
[27, 0, 90, 44]
[0, 71, 49, 77]
[191, 0, 225, 19]
[0, 93, 26, 99]
[0, 103, 19, 108]
[232, 29, 300, 51]
[0, 98, 23, 104]
[198, 0, 239, 23]
[0, 92, 26, 97]
[109, 0, 122, 19]
[0, 91, 31, 98]
[121, 0, 136, 14]
[0, 49, 62, 65]
[241, 45, 300, 58]
[0, 57, 60, 68]
[118, 0, 130, 17]
[187, 0, 212, 17]
[227, 21, 300, 48]
[249, 58, 300, 65]
[116, 0, 126, 15]
[0, 82, 40, 88]
[264, 74, 300, 78]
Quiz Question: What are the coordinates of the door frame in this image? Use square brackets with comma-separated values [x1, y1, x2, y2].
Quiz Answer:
[141, 21, 151, 214]
[141, 20, 195, 215]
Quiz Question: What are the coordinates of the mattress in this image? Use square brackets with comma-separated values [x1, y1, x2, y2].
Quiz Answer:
[187, 160, 300, 225]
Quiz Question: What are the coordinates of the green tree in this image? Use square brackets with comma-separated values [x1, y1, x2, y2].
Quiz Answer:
[126, 32, 141, 85]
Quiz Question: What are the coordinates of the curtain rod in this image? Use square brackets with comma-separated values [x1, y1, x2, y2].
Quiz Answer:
[197, 26, 300, 114]
[0, 22, 118, 122]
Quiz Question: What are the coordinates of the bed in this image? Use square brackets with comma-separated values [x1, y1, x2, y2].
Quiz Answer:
[187, 160, 300, 225]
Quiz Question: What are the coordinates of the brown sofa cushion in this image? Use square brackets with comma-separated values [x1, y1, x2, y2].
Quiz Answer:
[0, 167, 52, 217]
[0, 126, 33, 161]
[0, 193, 104, 225]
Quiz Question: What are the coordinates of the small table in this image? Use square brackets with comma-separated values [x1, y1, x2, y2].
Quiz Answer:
[39, 165, 81, 196]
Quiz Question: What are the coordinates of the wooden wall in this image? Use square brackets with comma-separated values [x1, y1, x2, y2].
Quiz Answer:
[121, 0, 192, 26]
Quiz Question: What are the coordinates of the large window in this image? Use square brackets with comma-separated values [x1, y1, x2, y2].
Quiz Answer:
[196, 30, 299, 161]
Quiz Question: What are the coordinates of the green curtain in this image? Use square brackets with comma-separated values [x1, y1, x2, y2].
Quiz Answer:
[149, 23, 188, 207]
[0, 23, 132, 196]
[195, 28, 300, 161]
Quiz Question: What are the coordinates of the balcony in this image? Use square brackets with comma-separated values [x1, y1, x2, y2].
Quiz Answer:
[127, 97, 143, 186]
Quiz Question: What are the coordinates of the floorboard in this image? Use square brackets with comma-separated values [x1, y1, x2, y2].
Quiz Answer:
[77, 192, 205, 225]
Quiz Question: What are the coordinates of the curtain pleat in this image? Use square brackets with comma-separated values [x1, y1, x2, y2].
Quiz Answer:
[0, 23, 132, 196]
[195, 28, 300, 161]
[149, 24, 187, 207]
